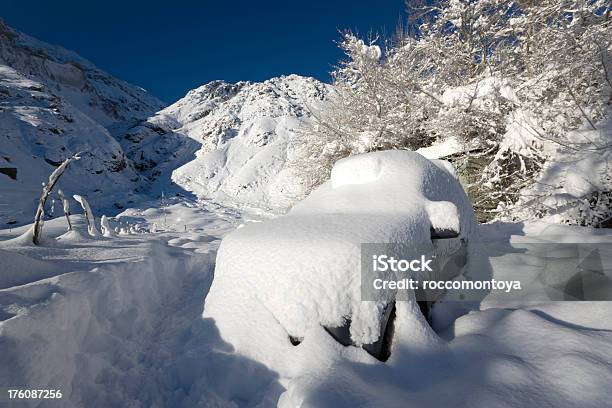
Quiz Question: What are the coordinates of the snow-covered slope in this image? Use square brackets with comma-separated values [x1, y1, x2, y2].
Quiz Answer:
[0, 20, 164, 226]
[0, 18, 328, 226]
[127, 75, 330, 212]
[0, 20, 164, 129]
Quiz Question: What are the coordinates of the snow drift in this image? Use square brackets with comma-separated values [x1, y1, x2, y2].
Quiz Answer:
[0, 210, 281, 407]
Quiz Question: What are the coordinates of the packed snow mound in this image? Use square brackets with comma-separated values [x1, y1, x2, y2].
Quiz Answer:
[204, 150, 477, 374]
[131, 75, 331, 211]
[0, 21, 165, 226]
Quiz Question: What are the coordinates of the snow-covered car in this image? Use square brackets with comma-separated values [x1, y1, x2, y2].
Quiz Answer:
[204, 150, 478, 371]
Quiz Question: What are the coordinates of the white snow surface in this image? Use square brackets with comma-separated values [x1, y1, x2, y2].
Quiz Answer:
[0, 20, 163, 128]
[0, 201, 282, 407]
[204, 151, 477, 373]
[1, 195, 612, 406]
[417, 136, 467, 160]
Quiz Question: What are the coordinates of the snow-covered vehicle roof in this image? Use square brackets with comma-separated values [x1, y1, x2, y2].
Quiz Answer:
[204, 150, 477, 372]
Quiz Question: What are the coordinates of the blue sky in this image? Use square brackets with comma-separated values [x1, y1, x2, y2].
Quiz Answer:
[1, 0, 405, 103]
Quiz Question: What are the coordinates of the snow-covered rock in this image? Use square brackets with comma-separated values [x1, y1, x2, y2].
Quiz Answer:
[204, 150, 478, 375]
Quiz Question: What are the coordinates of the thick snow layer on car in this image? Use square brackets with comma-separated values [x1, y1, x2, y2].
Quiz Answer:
[204, 150, 477, 373]
[273, 222, 612, 407]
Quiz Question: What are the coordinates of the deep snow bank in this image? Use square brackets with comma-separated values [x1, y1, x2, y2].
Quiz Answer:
[204, 150, 478, 376]
[0, 243, 199, 404]
[1, 200, 612, 407]
[0, 202, 285, 407]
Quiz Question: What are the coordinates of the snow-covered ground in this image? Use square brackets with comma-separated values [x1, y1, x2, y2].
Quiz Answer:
[0, 201, 284, 407]
[1, 196, 611, 407]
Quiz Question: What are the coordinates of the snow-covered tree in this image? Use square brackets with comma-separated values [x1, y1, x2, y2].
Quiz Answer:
[290, 35, 387, 190]
[292, 0, 611, 224]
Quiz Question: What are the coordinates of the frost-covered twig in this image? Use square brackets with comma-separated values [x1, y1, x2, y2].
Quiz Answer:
[100, 215, 114, 237]
[57, 189, 72, 231]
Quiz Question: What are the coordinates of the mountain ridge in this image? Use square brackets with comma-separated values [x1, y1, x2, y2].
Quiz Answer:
[0, 21, 330, 225]
[129, 74, 331, 211]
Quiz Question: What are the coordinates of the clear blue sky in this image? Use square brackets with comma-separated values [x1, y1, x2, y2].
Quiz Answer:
[1, 0, 405, 103]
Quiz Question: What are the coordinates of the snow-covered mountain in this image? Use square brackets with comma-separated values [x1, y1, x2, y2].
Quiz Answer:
[126, 75, 330, 212]
[0, 19, 331, 226]
[0, 20, 164, 129]
[0, 20, 164, 226]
